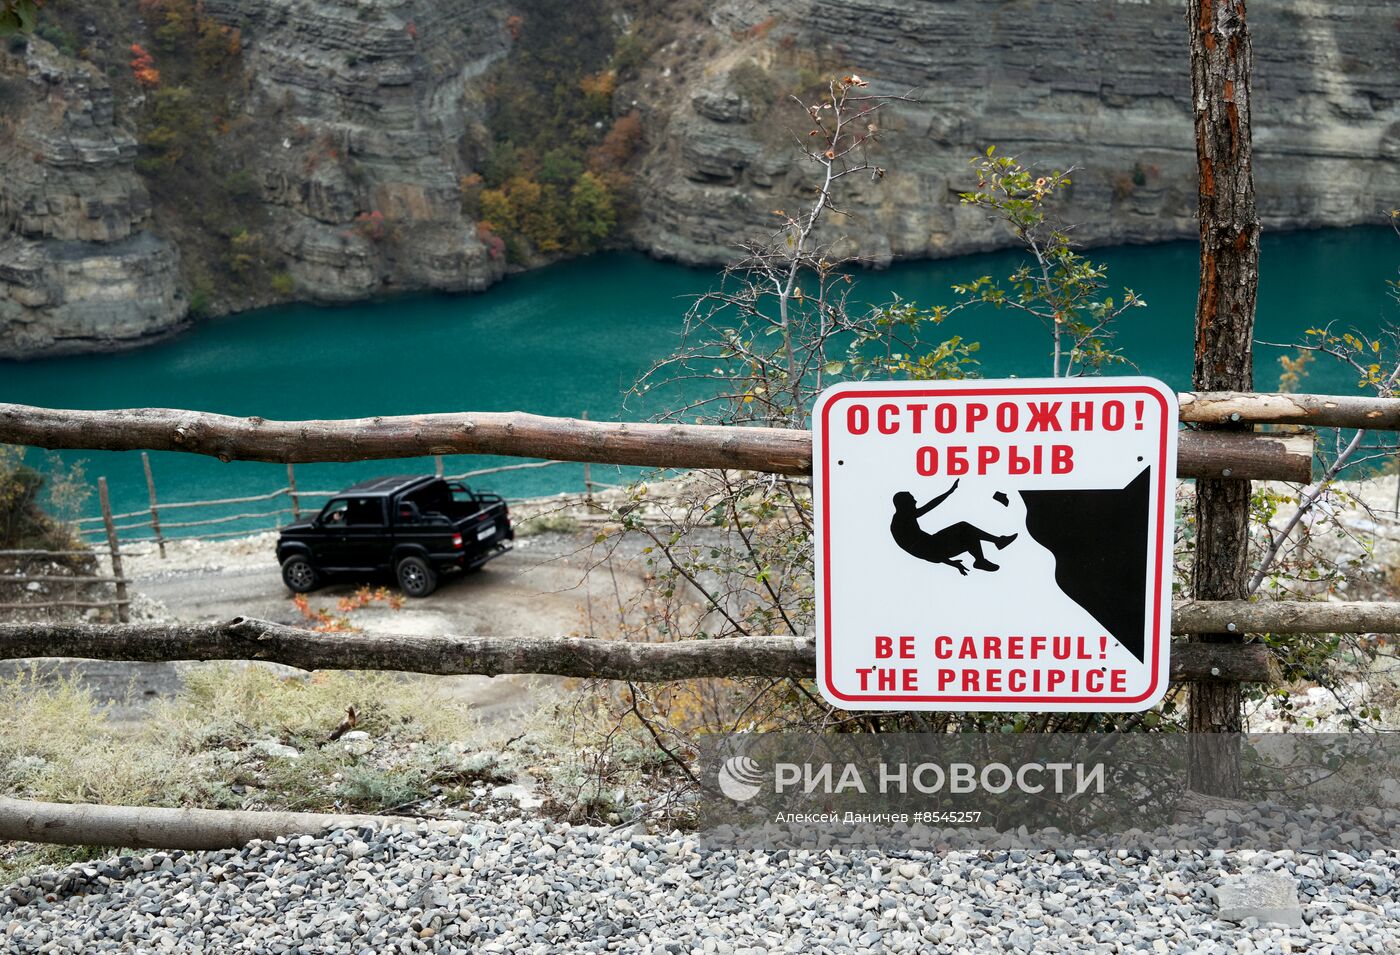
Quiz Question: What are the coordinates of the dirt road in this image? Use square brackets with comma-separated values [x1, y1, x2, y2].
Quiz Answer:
[5, 531, 639, 727]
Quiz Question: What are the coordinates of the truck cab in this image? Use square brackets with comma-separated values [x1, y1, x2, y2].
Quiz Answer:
[276, 475, 513, 597]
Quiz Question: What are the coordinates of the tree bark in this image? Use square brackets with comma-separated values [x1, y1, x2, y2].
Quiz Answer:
[0, 617, 820, 681]
[1180, 391, 1400, 429]
[1187, 0, 1261, 796]
[0, 404, 814, 475]
[0, 403, 1311, 482]
[1172, 599, 1400, 634]
[0, 615, 1286, 682]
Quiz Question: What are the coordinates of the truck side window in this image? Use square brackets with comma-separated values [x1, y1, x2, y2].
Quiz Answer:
[346, 497, 384, 526]
[320, 499, 350, 526]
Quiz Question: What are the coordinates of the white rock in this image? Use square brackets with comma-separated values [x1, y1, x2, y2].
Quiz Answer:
[1217, 872, 1303, 928]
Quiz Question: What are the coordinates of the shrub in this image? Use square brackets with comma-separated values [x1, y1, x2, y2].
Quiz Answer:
[35, 22, 75, 56]
[270, 271, 294, 296]
[479, 175, 564, 257]
[129, 42, 159, 88]
[351, 210, 387, 243]
[589, 110, 643, 173]
[224, 229, 265, 274]
[0, 446, 87, 551]
[186, 280, 214, 318]
[223, 168, 260, 201]
[567, 171, 615, 250]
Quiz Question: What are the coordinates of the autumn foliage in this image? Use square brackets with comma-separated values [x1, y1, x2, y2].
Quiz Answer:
[350, 210, 387, 242]
[129, 43, 159, 88]
[293, 587, 403, 633]
[588, 110, 643, 175]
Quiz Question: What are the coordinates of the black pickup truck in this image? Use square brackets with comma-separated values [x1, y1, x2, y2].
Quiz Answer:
[276, 475, 513, 597]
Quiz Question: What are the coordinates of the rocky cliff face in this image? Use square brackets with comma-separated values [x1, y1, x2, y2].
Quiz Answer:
[202, 0, 510, 302]
[0, 38, 183, 358]
[632, 0, 1400, 266]
[4, 0, 1400, 359]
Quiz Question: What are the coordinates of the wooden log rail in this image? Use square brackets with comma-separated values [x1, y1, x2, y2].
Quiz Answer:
[0, 401, 1315, 481]
[1179, 391, 1400, 428]
[7, 608, 1365, 684]
[69, 461, 571, 526]
[0, 797, 425, 851]
[0, 599, 131, 612]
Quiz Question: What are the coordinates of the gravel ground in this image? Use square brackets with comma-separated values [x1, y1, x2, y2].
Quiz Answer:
[3, 821, 1398, 954]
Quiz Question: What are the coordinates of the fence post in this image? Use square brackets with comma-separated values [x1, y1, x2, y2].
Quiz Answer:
[435, 455, 444, 478]
[287, 463, 300, 520]
[97, 477, 130, 624]
[141, 452, 166, 559]
[581, 411, 592, 503]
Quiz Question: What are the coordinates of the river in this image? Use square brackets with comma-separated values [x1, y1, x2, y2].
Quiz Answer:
[0, 226, 1395, 534]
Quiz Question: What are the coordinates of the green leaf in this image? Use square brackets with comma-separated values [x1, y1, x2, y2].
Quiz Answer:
[823, 360, 845, 375]
[2, 0, 38, 34]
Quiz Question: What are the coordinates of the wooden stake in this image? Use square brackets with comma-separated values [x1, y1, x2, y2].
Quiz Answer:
[97, 477, 130, 623]
[286, 462, 300, 519]
[434, 455, 444, 477]
[141, 452, 166, 559]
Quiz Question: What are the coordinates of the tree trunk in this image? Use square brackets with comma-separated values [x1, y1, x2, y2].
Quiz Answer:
[1187, 0, 1261, 796]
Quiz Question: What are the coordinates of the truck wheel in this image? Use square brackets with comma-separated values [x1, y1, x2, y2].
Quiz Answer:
[281, 556, 319, 594]
[396, 556, 438, 598]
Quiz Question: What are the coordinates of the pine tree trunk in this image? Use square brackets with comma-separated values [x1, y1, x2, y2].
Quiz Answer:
[1187, 0, 1261, 796]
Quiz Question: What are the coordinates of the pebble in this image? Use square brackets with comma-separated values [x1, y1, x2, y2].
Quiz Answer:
[2, 822, 1397, 953]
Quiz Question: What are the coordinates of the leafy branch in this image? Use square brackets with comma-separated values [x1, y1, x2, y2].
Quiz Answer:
[956, 149, 1146, 377]
[0, 0, 40, 37]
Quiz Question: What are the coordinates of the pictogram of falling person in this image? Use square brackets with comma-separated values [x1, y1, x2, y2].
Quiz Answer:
[889, 479, 1017, 576]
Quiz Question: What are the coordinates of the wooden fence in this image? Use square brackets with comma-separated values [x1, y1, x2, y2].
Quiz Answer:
[0, 393, 1397, 847]
[0, 392, 1375, 651]
[0, 546, 134, 622]
[0, 474, 147, 623]
[67, 454, 611, 553]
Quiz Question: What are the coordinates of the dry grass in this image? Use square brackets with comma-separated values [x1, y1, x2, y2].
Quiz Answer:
[0, 664, 490, 880]
[0, 665, 690, 881]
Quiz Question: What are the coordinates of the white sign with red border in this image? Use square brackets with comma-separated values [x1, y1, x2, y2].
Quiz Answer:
[814, 378, 1177, 712]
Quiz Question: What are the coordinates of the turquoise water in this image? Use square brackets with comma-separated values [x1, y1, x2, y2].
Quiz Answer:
[0, 227, 1395, 536]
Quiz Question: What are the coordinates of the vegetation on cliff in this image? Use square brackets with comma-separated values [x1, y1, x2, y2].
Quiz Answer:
[472, 0, 651, 263]
[127, 0, 287, 314]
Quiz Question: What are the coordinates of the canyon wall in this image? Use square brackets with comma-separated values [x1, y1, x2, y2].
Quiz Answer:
[0, 39, 183, 358]
[2, 0, 1399, 358]
[633, 0, 1400, 266]
[200, 0, 510, 302]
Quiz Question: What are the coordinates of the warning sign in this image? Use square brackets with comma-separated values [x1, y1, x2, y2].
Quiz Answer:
[814, 378, 1177, 712]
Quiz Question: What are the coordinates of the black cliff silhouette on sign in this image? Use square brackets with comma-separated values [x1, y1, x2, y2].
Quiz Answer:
[1020, 467, 1152, 663]
[889, 479, 1018, 577]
